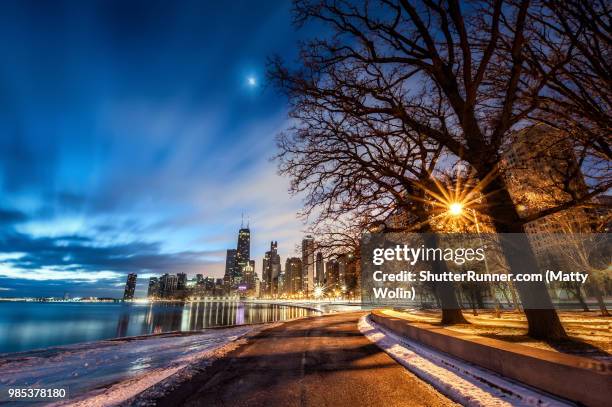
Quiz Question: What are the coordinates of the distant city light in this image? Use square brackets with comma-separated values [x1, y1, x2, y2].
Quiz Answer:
[314, 286, 324, 298]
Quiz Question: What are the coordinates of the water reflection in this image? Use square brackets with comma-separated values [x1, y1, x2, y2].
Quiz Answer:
[116, 312, 130, 337]
[0, 301, 317, 354]
[138, 301, 315, 334]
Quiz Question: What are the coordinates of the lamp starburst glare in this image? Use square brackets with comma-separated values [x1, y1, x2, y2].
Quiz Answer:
[449, 202, 464, 216]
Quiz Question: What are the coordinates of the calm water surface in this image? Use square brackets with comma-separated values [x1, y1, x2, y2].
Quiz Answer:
[0, 301, 317, 353]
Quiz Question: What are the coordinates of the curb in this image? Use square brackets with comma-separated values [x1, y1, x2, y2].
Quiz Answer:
[370, 310, 612, 407]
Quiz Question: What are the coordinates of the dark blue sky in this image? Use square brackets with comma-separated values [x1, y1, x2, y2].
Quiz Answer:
[0, 0, 318, 298]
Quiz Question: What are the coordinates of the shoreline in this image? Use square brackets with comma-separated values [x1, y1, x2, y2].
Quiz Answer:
[0, 309, 335, 406]
[0, 300, 321, 355]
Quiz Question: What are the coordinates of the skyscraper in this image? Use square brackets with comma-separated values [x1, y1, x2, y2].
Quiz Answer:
[177, 273, 187, 291]
[325, 259, 339, 290]
[159, 273, 178, 298]
[147, 277, 159, 299]
[236, 227, 250, 266]
[301, 235, 315, 295]
[285, 257, 302, 295]
[225, 221, 255, 294]
[344, 253, 360, 297]
[223, 249, 237, 289]
[315, 252, 324, 285]
[123, 273, 137, 301]
[263, 241, 281, 296]
[503, 124, 594, 259]
[243, 260, 256, 289]
[235, 226, 251, 284]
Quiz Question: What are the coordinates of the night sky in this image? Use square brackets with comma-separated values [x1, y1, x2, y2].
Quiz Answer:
[0, 0, 319, 298]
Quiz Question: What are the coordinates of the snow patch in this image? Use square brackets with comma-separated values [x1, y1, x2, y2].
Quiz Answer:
[0, 325, 262, 407]
[359, 315, 574, 407]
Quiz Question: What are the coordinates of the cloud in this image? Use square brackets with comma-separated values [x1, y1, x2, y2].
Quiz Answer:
[0, 267, 122, 282]
[0, 0, 321, 298]
[0, 208, 27, 225]
[0, 229, 224, 280]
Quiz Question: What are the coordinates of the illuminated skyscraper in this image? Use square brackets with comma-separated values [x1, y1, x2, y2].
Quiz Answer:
[325, 259, 339, 290]
[235, 224, 251, 285]
[123, 273, 137, 300]
[301, 235, 315, 295]
[223, 249, 237, 289]
[243, 259, 256, 289]
[285, 257, 302, 295]
[316, 252, 324, 285]
[177, 273, 187, 291]
[503, 124, 595, 259]
[236, 227, 250, 266]
[263, 241, 280, 295]
[159, 273, 178, 298]
[147, 277, 159, 299]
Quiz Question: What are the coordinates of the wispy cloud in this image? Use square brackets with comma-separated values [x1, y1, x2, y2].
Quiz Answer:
[0, 0, 321, 297]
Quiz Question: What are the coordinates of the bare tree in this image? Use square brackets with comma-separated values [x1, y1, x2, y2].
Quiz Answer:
[526, 0, 611, 162]
[268, 0, 602, 339]
[269, 82, 469, 323]
[270, 0, 605, 339]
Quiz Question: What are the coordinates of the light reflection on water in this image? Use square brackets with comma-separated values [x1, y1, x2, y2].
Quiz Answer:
[0, 301, 317, 354]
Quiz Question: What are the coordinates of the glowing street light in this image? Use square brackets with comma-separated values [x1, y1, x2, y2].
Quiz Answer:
[448, 202, 464, 216]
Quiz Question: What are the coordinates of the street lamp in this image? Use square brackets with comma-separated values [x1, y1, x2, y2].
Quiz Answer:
[448, 201, 481, 233]
[448, 201, 500, 316]
[448, 202, 464, 216]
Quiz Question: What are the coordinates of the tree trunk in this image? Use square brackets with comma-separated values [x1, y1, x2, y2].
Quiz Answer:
[510, 285, 521, 311]
[524, 309, 568, 339]
[499, 284, 513, 307]
[594, 288, 610, 317]
[478, 173, 567, 340]
[442, 309, 468, 324]
[425, 234, 469, 324]
[574, 286, 589, 312]
[476, 288, 485, 309]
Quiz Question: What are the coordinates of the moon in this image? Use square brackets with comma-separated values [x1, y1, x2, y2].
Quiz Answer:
[247, 76, 257, 86]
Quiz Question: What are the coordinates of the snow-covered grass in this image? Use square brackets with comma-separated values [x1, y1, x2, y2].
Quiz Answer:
[0, 325, 260, 407]
[359, 315, 574, 407]
[383, 309, 612, 360]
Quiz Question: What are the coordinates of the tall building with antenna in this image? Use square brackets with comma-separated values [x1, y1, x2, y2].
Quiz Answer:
[236, 217, 251, 266]
[224, 216, 252, 293]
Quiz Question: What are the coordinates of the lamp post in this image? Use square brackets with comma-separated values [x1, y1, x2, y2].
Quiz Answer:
[448, 202, 500, 317]
[468, 207, 501, 317]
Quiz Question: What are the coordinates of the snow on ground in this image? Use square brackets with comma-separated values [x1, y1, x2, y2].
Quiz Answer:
[359, 315, 575, 407]
[0, 325, 260, 407]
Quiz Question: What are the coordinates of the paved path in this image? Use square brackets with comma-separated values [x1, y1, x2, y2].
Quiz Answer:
[156, 312, 455, 407]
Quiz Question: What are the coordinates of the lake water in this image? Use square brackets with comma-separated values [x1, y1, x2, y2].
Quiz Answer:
[0, 301, 318, 354]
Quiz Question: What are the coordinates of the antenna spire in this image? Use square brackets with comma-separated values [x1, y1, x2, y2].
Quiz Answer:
[241, 212, 244, 228]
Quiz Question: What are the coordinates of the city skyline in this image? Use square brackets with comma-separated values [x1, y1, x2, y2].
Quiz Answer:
[0, 0, 327, 298]
[1, 218, 321, 299]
